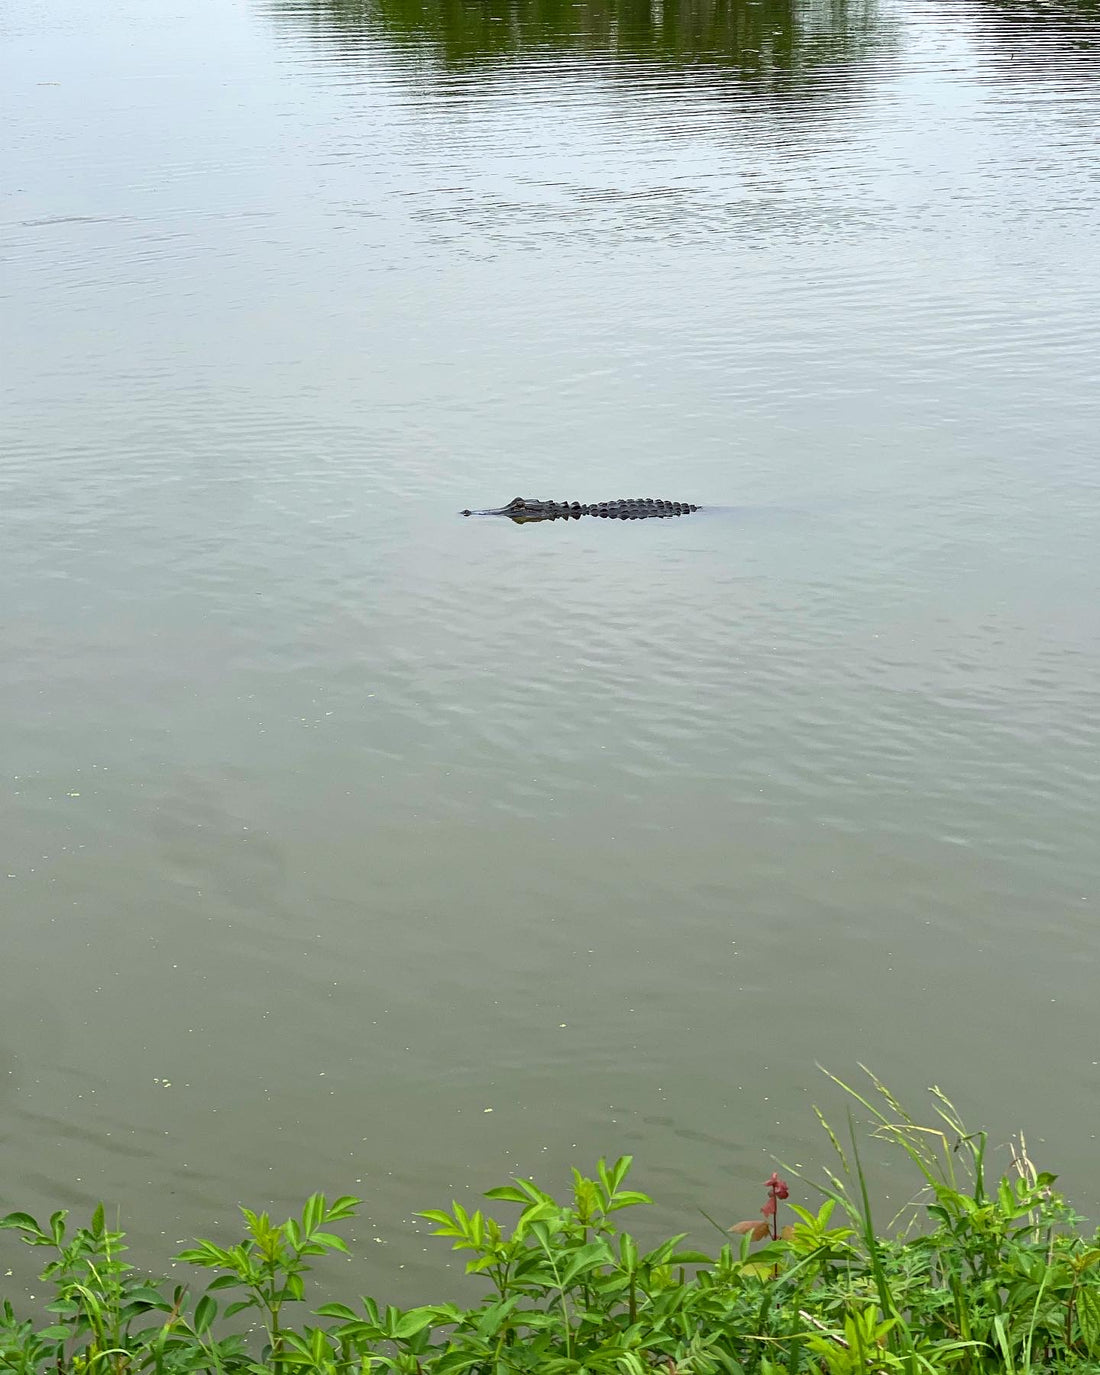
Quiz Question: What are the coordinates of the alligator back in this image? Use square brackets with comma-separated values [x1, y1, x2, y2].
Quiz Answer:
[463, 497, 700, 522]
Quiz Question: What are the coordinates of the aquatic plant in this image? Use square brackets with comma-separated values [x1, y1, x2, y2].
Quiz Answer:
[3, 1071, 1100, 1375]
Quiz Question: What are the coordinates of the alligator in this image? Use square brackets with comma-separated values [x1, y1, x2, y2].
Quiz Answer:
[462, 497, 701, 523]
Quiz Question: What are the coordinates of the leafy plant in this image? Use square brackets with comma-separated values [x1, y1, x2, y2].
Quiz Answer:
[3, 1072, 1100, 1375]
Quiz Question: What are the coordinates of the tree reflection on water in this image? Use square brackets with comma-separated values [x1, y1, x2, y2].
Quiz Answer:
[268, 0, 891, 91]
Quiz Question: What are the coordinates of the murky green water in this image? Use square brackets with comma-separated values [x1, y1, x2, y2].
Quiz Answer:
[3, 0, 1099, 1296]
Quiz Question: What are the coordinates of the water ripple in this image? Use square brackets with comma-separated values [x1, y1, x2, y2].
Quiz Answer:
[2, 0, 1100, 1299]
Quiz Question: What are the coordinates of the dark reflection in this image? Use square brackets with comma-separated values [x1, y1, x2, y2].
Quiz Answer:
[973, 0, 1100, 29]
[958, 0, 1100, 86]
[966, 0, 1100, 66]
[268, 0, 891, 90]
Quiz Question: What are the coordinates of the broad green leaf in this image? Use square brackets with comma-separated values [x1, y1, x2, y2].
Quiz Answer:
[315, 1302, 359, 1321]
[46, 1300, 79, 1316]
[0, 1212, 44, 1234]
[194, 1294, 217, 1335]
[392, 1309, 436, 1340]
[519, 1200, 562, 1225]
[431, 1352, 483, 1375]
[277, 1274, 305, 1301]
[606, 1191, 653, 1212]
[1078, 1288, 1100, 1356]
[126, 1284, 172, 1309]
[308, 1230, 348, 1252]
[279, 1331, 313, 1356]
[473, 1296, 518, 1341]
[302, 1194, 324, 1236]
[561, 1240, 613, 1287]
[419, 1209, 462, 1236]
[422, 1302, 464, 1325]
[205, 1274, 245, 1291]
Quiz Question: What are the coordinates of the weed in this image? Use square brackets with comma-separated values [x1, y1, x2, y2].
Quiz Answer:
[2, 1071, 1099, 1375]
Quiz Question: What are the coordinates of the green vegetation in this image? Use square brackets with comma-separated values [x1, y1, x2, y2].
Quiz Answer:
[4, 1071, 1100, 1375]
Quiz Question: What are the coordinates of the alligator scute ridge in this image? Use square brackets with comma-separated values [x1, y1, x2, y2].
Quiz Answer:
[462, 497, 700, 522]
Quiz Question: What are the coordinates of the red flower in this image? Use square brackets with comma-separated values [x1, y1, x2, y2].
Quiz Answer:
[761, 1196, 777, 1218]
[764, 1172, 789, 1200]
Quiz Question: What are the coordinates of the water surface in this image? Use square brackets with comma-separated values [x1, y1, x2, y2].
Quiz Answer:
[2, 0, 1099, 1297]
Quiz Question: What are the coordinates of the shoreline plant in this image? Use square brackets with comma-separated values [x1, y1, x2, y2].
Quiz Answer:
[3, 1070, 1099, 1375]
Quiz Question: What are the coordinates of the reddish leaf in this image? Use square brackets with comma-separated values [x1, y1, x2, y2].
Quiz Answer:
[730, 1220, 770, 1241]
[780, 1225, 795, 1240]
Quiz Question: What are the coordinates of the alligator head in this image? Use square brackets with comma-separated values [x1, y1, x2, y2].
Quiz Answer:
[461, 498, 564, 521]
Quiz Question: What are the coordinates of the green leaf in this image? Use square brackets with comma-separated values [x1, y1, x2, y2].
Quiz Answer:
[302, 1194, 324, 1237]
[419, 1209, 462, 1235]
[483, 1187, 530, 1203]
[602, 1156, 633, 1195]
[194, 1295, 217, 1335]
[519, 1200, 561, 1225]
[46, 1300, 80, 1316]
[561, 1240, 612, 1287]
[473, 1297, 518, 1341]
[308, 1230, 348, 1252]
[315, 1302, 359, 1321]
[126, 1284, 172, 1307]
[205, 1275, 245, 1291]
[422, 1303, 464, 1325]
[177, 1241, 233, 1267]
[606, 1189, 652, 1212]
[1078, 1288, 1100, 1356]
[224, 1301, 254, 1319]
[279, 1331, 313, 1357]
[431, 1352, 483, 1375]
[992, 1313, 1017, 1373]
[0, 1212, 44, 1234]
[392, 1309, 436, 1340]
[278, 1274, 305, 1301]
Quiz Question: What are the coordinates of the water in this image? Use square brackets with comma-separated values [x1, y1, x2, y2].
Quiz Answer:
[2, 0, 1099, 1298]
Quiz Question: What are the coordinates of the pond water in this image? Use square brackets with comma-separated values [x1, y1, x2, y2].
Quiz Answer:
[2, 0, 1099, 1298]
